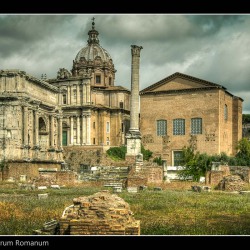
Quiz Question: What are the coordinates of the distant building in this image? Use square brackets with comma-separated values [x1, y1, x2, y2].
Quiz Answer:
[140, 72, 243, 166]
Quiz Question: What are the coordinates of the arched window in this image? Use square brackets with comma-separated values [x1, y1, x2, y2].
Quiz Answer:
[224, 104, 228, 121]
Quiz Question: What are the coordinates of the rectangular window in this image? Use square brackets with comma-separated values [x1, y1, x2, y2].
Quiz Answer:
[62, 94, 67, 104]
[109, 77, 112, 85]
[93, 138, 95, 144]
[93, 122, 95, 129]
[173, 119, 185, 135]
[173, 151, 183, 166]
[191, 118, 202, 134]
[73, 89, 77, 99]
[157, 120, 167, 136]
[106, 121, 110, 133]
[96, 75, 101, 84]
[107, 137, 110, 145]
[119, 101, 124, 109]
[62, 131, 67, 146]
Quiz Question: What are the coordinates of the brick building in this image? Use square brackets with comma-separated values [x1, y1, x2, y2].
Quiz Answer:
[140, 72, 243, 166]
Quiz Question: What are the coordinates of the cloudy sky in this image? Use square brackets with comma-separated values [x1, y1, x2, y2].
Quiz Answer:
[0, 14, 250, 113]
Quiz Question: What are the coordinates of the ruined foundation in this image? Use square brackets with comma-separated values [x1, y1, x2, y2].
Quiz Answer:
[59, 190, 140, 235]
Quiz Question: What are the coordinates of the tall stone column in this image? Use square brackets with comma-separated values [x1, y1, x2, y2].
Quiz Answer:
[50, 115, 54, 147]
[23, 106, 29, 145]
[81, 115, 86, 145]
[86, 114, 91, 145]
[126, 45, 143, 158]
[76, 116, 80, 145]
[70, 116, 74, 145]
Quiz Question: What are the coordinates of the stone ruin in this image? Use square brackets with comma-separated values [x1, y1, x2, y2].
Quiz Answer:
[217, 175, 246, 191]
[59, 190, 140, 235]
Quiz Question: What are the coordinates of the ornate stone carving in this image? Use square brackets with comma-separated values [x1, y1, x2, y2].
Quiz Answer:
[57, 68, 72, 79]
[131, 45, 143, 56]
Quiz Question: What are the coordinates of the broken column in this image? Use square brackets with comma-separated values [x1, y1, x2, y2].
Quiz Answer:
[126, 45, 143, 162]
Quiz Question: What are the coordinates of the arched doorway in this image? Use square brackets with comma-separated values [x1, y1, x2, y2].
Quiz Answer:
[39, 117, 49, 149]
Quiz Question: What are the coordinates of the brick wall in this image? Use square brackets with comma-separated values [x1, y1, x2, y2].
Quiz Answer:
[2, 162, 62, 181]
[59, 191, 140, 235]
[205, 171, 224, 186]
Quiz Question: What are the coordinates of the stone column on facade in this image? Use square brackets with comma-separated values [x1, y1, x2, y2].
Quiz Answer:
[76, 116, 80, 145]
[86, 114, 91, 145]
[82, 84, 87, 104]
[23, 106, 29, 146]
[76, 84, 80, 105]
[126, 45, 143, 158]
[70, 85, 74, 105]
[58, 116, 63, 149]
[86, 82, 91, 104]
[33, 109, 39, 147]
[81, 115, 86, 145]
[70, 116, 74, 145]
[50, 115, 54, 147]
[67, 86, 71, 105]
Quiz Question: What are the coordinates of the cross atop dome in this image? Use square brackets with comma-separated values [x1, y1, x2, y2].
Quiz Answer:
[87, 17, 99, 45]
[92, 17, 95, 30]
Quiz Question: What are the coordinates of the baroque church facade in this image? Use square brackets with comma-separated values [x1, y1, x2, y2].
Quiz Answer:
[0, 20, 130, 176]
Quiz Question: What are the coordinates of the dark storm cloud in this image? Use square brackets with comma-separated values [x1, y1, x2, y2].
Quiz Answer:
[0, 15, 75, 57]
[0, 14, 250, 113]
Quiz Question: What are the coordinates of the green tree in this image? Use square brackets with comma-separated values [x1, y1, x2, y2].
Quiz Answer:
[235, 138, 250, 165]
[178, 146, 212, 181]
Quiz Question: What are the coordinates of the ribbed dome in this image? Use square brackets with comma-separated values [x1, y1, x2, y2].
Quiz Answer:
[75, 44, 112, 63]
[75, 19, 113, 63]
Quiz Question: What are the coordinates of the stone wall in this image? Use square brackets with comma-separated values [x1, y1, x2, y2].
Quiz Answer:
[2, 162, 62, 181]
[145, 166, 163, 184]
[206, 165, 230, 186]
[33, 170, 77, 186]
[126, 165, 163, 187]
[205, 171, 224, 186]
[229, 166, 250, 183]
[59, 191, 140, 235]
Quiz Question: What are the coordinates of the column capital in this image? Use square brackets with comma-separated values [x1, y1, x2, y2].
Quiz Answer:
[131, 45, 143, 56]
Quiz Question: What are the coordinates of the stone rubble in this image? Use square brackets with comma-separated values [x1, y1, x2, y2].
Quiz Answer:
[217, 175, 246, 191]
[59, 190, 140, 235]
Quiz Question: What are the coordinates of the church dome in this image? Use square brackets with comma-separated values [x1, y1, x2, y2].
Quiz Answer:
[75, 42, 112, 63]
[74, 19, 113, 64]
[72, 18, 116, 86]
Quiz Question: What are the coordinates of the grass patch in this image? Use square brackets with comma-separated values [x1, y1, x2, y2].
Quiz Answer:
[0, 184, 249, 235]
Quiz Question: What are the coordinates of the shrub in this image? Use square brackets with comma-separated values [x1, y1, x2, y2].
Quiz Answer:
[106, 146, 126, 160]
[153, 156, 163, 166]
[141, 145, 153, 161]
